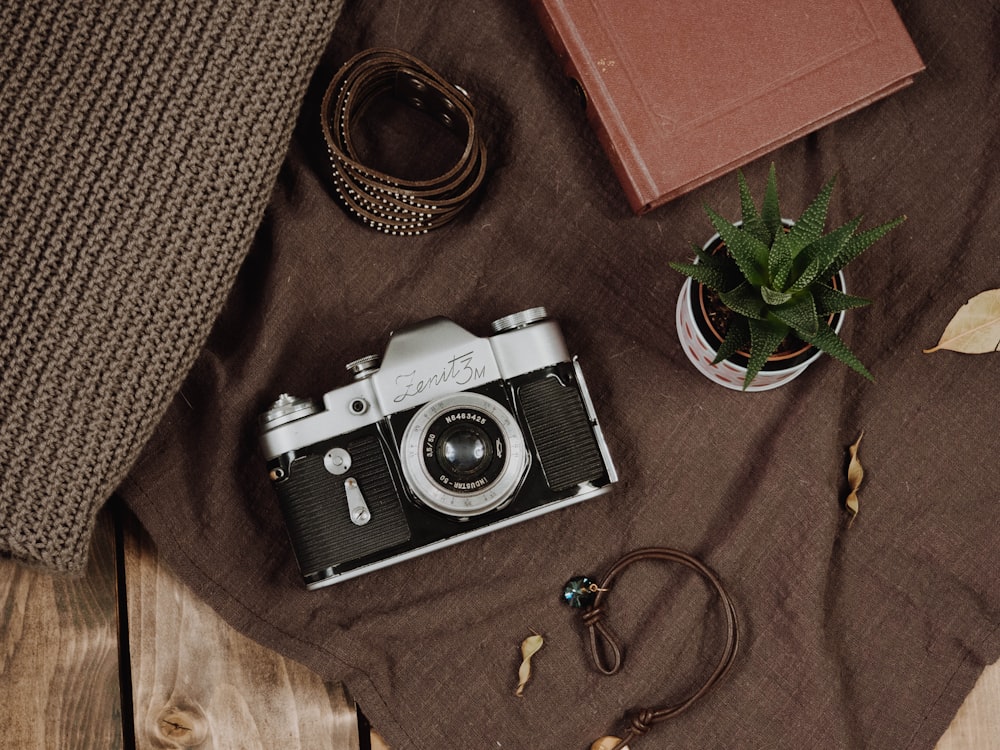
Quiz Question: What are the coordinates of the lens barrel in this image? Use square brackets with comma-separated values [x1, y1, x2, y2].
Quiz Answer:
[399, 391, 528, 517]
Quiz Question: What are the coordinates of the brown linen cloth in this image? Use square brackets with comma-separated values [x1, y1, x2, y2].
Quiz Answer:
[123, 1, 1000, 748]
[0, 0, 345, 573]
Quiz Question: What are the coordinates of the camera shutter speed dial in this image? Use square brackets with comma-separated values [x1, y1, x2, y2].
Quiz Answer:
[491, 307, 548, 333]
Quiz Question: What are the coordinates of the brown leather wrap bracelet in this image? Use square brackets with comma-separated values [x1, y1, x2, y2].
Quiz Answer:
[320, 48, 487, 235]
[564, 547, 740, 750]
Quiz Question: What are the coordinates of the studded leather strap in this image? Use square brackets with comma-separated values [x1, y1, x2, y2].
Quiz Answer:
[320, 48, 487, 235]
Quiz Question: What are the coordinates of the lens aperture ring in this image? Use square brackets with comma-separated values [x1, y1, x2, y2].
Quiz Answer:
[399, 392, 528, 517]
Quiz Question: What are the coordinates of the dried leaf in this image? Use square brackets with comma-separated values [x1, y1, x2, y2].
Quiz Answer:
[514, 633, 544, 697]
[844, 431, 864, 527]
[591, 737, 629, 750]
[924, 289, 1000, 354]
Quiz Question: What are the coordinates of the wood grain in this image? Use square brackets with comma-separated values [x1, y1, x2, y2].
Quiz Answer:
[935, 660, 1000, 749]
[0, 509, 123, 750]
[122, 512, 363, 750]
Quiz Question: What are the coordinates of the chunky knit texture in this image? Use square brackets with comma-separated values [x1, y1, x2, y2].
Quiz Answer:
[0, 0, 343, 573]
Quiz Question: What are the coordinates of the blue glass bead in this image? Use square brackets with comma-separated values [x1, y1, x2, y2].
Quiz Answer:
[563, 576, 598, 608]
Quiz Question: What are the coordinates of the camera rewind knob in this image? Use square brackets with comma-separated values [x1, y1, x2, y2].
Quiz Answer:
[260, 393, 320, 429]
[490, 307, 549, 333]
[346, 354, 381, 380]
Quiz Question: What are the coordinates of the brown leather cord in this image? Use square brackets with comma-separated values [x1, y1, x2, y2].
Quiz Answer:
[571, 548, 740, 750]
[320, 48, 487, 235]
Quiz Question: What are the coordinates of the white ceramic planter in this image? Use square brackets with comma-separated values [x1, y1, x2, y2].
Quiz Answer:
[675, 230, 846, 392]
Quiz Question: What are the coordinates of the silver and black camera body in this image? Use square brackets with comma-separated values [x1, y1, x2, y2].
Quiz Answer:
[258, 308, 617, 589]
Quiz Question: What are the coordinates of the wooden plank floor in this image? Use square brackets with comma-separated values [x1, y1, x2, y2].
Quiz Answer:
[0, 510, 122, 749]
[1, 501, 997, 749]
[121, 509, 377, 750]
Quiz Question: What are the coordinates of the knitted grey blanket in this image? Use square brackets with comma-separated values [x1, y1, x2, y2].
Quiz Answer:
[0, 0, 344, 572]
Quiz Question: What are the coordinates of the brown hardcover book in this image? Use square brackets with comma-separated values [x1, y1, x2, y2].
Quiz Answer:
[533, 0, 925, 214]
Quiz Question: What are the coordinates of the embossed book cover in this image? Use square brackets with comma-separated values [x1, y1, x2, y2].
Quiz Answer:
[533, 0, 924, 214]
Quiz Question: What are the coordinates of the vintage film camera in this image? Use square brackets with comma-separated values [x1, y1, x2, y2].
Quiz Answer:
[258, 308, 617, 589]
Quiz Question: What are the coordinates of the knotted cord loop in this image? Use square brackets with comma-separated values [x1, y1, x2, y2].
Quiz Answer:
[571, 547, 740, 749]
[627, 708, 657, 735]
[580, 606, 606, 628]
[582, 607, 623, 675]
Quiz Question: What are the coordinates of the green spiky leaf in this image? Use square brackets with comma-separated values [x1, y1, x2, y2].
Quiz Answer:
[812, 283, 872, 314]
[823, 216, 906, 278]
[705, 207, 768, 286]
[712, 315, 750, 364]
[761, 286, 793, 305]
[719, 282, 766, 320]
[770, 291, 819, 337]
[669, 260, 729, 292]
[767, 228, 794, 290]
[788, 217, 861, 292]
[692, 241, 726, 266]
[799, 321, 874, 381]
[738, 171, 770, 246]
[760, 163, 782, 243]
[783, 174, 836, 257]
[745, 318, 787, 389]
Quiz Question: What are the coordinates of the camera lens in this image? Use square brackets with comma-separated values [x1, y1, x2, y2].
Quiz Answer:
[437, 424, 492, 478]
[399, 392, 528, 517]
[421, 408, 507, 494]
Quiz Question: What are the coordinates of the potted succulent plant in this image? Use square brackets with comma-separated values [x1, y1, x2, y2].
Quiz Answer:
[672, 164, 904, 391]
